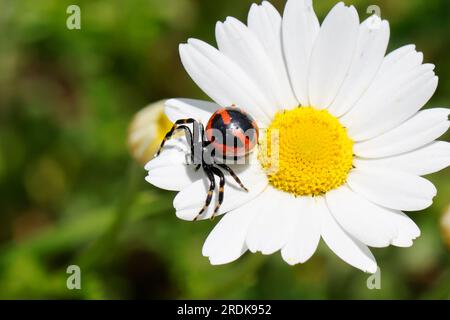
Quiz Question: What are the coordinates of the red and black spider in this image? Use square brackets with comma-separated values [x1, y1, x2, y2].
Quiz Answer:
[156, 106, 259, 221]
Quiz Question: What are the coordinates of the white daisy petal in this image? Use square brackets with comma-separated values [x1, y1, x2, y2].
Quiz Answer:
[354, 108, 450, 158]
[246, 187, 298, 255]
[381, 45, 424, 76]
[173, 164, 268, 221]
[282, 0, 320, 106]
[383, 211, 421, 248]
[354, 141, 450, 176]
[281, 196, 320, 265]
[248, 1, 298, 108]
[347, 168, 437, 211]
[308, 3, 360, 109]
[326, 185, 396, 248]
[341, 46, 438, 141]
[328, 15, 390, 117]
[317, 196, 378, 273]
[202, 200, 260, 265]
[165, 98, 220, 124]
[215, 17, 283, 113]
[380, 44, 417, 69]
[339, 45, 420, 121]
[179, 39, 271, 125]
[145, 138, 201, 191]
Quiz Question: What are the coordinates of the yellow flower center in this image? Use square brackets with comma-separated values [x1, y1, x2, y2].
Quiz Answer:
[258, 107, 354, 196]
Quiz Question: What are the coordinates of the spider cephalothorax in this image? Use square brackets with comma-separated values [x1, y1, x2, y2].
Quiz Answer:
[156, 106, 259, 220]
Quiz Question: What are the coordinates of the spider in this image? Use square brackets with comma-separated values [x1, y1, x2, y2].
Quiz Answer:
[156, 106, 259, 221]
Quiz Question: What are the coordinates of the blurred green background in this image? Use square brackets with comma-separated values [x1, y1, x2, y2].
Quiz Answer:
[0, 0, 449, 299]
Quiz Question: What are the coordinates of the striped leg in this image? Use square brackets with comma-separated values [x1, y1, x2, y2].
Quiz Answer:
[156, 119, 196, 161]
[210, 166, 225, 220]
[178, 125, 195, 163]
[217, 164, 248, 192]
[193, 165, 215, 221]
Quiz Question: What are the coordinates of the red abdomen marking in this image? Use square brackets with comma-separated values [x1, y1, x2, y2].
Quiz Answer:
[206, 107, 259, 158]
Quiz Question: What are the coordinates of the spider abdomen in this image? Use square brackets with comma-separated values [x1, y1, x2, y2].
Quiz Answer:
[206, 107, 259, 158]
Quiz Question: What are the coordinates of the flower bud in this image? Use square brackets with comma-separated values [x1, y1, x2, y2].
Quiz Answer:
[128, 100, 173, 165]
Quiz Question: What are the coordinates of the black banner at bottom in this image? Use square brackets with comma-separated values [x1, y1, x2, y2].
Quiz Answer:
[0, 300, 446, 318]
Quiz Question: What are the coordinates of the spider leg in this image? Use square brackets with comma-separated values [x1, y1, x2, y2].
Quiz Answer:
[210, 166, 225, 220]
[193, 165, 215, 221]
[216, 163, 249, 192]
[174, 125, 194, 162]
[156, 119, 196, 160]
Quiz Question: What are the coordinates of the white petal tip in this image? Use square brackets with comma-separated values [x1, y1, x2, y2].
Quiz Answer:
[261, 1, 273, 8]
[186, 38, 200, 46]
[175, 210, 196, 222]
[366, 265, 378, 274]
[261, 249, 278, 256]
[332, 2, 345, 11]
[284, 259, 299, 266]
[144, 174, 152, 184]
[178, 44, 189, 56]
[208, 259, 231, 266]
[144, 160, 154, 171]
[281, 255, 308, 266]
[392, 239, 414, 248]
[225, 16, 236, 24]
[205, 254, 242, 266]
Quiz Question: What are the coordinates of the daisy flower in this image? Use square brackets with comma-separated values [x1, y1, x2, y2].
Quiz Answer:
[145, 0, 450, 273]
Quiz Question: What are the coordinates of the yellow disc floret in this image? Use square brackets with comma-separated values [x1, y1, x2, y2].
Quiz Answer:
[258, 107, 353, 196]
